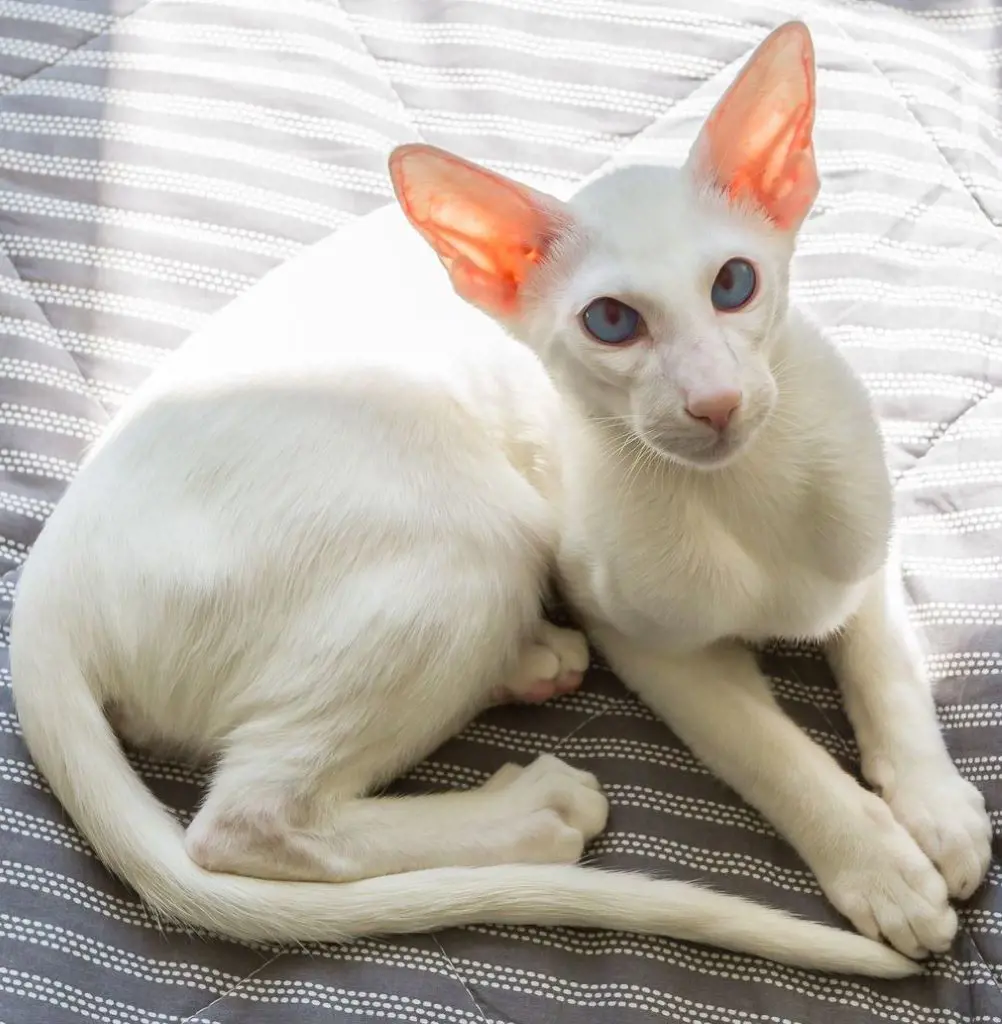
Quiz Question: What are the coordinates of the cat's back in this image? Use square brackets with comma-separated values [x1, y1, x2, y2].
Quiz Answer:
[13, 209, 563, 710]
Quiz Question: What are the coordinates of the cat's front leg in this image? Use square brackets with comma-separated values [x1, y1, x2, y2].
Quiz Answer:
[828, 563, 993, 900]
[595, 628, 956, 958]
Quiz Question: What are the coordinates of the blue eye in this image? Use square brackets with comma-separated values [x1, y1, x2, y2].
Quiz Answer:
[581, 297, 643, 345]
[711, 258, 757, 311]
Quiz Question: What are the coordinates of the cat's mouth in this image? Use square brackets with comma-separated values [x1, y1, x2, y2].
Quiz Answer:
[634, 421, 754, 471]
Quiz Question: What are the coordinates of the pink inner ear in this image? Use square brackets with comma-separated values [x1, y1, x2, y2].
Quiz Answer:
[389, 144, 562, 315]
[693, 21, 819, 230]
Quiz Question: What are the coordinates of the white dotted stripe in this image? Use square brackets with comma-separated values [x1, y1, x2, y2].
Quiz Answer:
[0, 914, 518, 999]
[899, 508, 1002, 537]
[882, 421, 944, 448]
[0, 543, 27, 568]
[405, 761, 486, 790]
[912, 602, 1002, 627]
[838, 32, 1002, 106]
[929, 652, 1002, 677]
[450, 0, 998, 76]
[794, 279, 1002, 319]
[590, 832, 821, 895]
[460, 723, 709, 774]
[0, 963, 497, 1024]
[115, 17, 400, 81]
[0, 315, 166, 371]
[60, 51, 413, 128]
[830, 326, 1001, 361]
[0, 355, 95, 398]
[801, 234, 1002, 277]
[0, 96, 990, 243]
[898, 461, 1002, 493]
[13, 80, 400, 157]
[0, 448, 76, 483]
[453, 922, 997, 997]
[820, 150, 1002, 202]
[0, 488, 58, 522]
[351, 14, 720, 78]
[2, 232, 252, 296]
[452, 924, 996, 1022]
[378, 62, 677, 120]
[2, 749, 205, 793]
[904, 555, 1002, 581]
[24, 281, 204, 333]
[0, 355, 123, 410]
[863, 373, 995, 402]
[389, 0, 1000, 105]
[536, 689, 657, 721]
[0, 148, 353, 232]
[0, 114, 392, 198]
[622, 109, 1002, 173]
[769, 677, 843, 712]
[601, 784, 778, 835]
[0, 235, 253, 298]
[0, 35, 63, 64]
[0, 860, 168, 930]
[0, 914, 247, 988]
[0, 0, 112, 32]
[410, 98, 1002, 175]
[939, 703, 1002, 729]
[953, 757, 1002, 784]
[812, 192, 1001, 244]
[960, 908, 1002, 936]
[883, 421, 1002, 450]
[0, 807, 91, 857]
[891, 74, 1002, 143]
[372, 44, 1002, 136]
[56, 328, 167, 371]
[0, 188, 306, 263]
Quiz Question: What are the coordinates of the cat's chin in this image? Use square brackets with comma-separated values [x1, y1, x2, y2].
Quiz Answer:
[634, 428, 753, 472]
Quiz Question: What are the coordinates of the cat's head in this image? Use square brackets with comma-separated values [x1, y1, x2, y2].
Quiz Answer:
[390, 21, 818, 470]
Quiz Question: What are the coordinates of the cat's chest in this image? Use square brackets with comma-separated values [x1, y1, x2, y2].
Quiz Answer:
[562, 485, 863, 650]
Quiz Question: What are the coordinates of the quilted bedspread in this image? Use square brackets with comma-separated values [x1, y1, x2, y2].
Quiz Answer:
[1, 1, 1001, 1021]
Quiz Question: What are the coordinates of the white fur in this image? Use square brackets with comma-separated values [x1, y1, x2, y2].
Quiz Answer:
[504, 163, 993, 961]
[14, 20, 984, 976]
[10, 202, 919, 978]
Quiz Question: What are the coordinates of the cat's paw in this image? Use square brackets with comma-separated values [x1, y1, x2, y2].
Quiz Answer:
[498, 625, 589, 704]
[484, 754, 609, 862]
[886, 769, 992, 900]
[820, 794, 957, 959]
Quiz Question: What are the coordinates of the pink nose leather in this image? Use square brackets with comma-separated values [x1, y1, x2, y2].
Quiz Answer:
[685, 389, 742, 432]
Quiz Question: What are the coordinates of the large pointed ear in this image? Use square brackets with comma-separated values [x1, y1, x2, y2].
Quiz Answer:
[686, 21, 818, 232]
[388, 144, 570, 316]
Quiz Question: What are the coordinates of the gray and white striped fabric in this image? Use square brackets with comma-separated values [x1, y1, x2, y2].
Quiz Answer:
[1, 1, 1000, 1021]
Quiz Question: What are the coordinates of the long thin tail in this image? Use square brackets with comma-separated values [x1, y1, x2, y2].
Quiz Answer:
[12, 651, 917, 978]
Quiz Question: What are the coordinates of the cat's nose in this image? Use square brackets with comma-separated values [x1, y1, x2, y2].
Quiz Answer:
[685, 389, 742, 432]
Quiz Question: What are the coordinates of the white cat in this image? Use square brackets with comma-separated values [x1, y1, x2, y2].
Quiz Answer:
[387, 21, 992, 962]
[7, 21, 973, 979]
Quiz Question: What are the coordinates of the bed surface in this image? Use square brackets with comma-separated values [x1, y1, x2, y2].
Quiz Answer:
[1, 1, 1001, 1021]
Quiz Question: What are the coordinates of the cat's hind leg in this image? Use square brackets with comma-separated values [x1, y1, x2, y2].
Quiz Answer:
[185, 730, 607, 884]
[182, 619, 605, 884]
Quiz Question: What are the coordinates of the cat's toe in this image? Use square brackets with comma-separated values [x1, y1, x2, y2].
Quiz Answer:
[889, 773, 993, 900]
[500, 625, 590, 704]
[535, 623, 590, 676]
[822, 795, 957, 958]
[505, 754, 609, 859]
